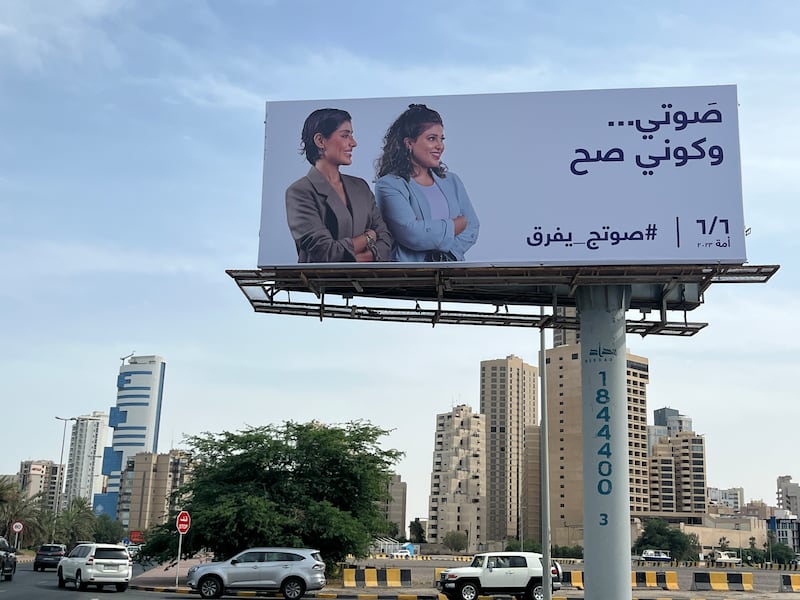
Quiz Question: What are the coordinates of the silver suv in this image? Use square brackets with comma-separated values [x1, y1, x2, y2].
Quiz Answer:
[57, 543, 132, 592]
[187, 547, 326, 599]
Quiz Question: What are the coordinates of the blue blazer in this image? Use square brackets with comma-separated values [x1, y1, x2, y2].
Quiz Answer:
[375, 171, 479, 262]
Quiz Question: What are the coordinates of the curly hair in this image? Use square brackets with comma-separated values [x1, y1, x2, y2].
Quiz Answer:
[299, 108, 352, 165]
[375, 104, 447, 180]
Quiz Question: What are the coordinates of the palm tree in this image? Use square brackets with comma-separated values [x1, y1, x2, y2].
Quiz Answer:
[56, 498, 96, 549]
[0, 475, 51, 547]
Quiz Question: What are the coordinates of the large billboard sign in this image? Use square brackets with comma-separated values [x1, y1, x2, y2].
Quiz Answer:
[258, 85, 745, 268]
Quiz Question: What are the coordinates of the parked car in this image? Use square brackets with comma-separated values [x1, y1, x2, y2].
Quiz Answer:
[0, 536, 16, 582]
[34, 544, 67, 571]
[57, 542, 132, 592]
[187, 547, 326, 599]
[391, 549, 411, 558]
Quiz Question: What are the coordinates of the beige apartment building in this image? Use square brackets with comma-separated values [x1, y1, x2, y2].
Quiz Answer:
[120, 450, 192, 531]
[544, 344, 650, 546]
[480, 355, 538, 544]
[18, 459, 64, 513]
[649, 430, 708, 514]
[427, 405, 486, 551]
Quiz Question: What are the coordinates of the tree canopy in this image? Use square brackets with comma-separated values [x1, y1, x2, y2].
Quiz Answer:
[632, 518, 698, 561]
[143, 421, 402, 565]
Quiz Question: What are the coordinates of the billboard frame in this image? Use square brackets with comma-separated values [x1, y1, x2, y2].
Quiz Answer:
[227, 263, 778, 337]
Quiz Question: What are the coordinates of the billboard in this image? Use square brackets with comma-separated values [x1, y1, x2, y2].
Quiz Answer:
[258, 85, 745, 268]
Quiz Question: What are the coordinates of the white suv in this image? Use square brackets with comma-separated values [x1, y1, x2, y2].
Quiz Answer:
[57, 543, 132, 592]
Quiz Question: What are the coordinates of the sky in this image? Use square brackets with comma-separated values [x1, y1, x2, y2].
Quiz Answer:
[1, 1, 798, 529]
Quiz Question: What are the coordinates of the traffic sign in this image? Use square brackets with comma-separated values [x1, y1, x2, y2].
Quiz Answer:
[11, 521, 23, 533]
[176, 510, 191, 534]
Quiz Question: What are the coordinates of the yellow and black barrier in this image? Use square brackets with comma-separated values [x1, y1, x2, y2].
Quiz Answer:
[562, 571, 584, 589]
[631, 570, 679, 590]
[342, 568, 412, 588]
[781, 573, 800, 591]
[691, 571, 753, 591]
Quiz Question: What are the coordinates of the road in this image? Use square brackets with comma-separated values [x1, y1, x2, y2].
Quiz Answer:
[0, 561, 158, 599]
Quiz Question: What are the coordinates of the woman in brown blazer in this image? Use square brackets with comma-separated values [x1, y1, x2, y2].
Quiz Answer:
[285, 108, 392, 263]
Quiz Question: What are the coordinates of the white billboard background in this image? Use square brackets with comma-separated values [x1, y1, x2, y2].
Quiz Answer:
[258, 85, 745, 267]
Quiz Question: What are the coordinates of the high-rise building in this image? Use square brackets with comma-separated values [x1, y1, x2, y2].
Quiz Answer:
[64, 412, 110, 508]
[18, 460, 63, 512]
[544, 344, 649, 546]
[552, 307, 579, 348]
[653, 407, 693, 435]
[383, 473, 407, 539]
[94, 354, 166, 521]
[648, 431, 708, 514]
[480, 355, 538, 543]
[427, 405, 486, 551]
[777, 476, 800, 514]
[121, 450, 192, 531]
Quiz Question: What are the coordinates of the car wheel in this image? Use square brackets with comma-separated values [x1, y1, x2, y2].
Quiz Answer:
[198, 575, 223, 599]
[75, 570, 87, 591]
[527, 581, 543, 600]
[4, 568, 12, 581]
[115, 583, 128, 591]
[57, 568, 66, 588]
[281, 576, 306, 600]
[458, 581, 480, 600]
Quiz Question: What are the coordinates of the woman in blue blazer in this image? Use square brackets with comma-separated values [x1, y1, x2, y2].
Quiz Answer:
[375, 104, 479, 262]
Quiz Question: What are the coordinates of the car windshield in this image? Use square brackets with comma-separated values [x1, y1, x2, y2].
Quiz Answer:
[470, 556, 484, 568]
[39, 545, 64, 552]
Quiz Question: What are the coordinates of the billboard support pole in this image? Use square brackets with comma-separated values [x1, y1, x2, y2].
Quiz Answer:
[577, 285, 632, 600]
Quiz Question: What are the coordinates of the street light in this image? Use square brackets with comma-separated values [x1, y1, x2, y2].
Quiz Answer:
[54, 416, 77, 542]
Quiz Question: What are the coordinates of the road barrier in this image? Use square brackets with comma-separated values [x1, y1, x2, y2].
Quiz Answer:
[342, 568, 412, 588]
[690, 571, 753, 591]
[563, 570, 678, 591]
[781, 573, 800, 592]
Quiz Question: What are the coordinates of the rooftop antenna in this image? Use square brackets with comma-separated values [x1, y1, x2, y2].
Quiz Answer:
[120, 351, 135, 364]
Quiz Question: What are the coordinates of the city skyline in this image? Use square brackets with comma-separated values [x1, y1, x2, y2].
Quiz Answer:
[1, 1, 797, 525]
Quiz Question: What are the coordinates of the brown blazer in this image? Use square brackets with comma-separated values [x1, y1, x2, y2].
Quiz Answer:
[285, 167, 392, 263]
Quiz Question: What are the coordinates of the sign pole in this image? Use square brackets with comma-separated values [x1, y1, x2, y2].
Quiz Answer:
[175, 533, 183, 590]
[577, 285, 632, 600]
[174, 510, 191, 590]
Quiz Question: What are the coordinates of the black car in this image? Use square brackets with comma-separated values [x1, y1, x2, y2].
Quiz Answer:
[0, 536, 16, 581]
[34, 544, 66, 571]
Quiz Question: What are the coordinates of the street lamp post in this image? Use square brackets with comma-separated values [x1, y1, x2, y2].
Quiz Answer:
[54, 416, 76, 542]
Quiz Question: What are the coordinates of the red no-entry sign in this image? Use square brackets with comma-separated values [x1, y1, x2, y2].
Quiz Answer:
[176, 510, 191, 535]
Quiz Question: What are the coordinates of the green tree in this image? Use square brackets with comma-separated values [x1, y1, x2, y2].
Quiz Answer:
[442, 531, 467, 552]
[142, 421, 401, 566]
[718, 536, 730, 551]
[0, 475, 51, 548]
[409, 518, 426, 544]
[632, 518, 693, 561]
[94, 514, 125, 544]
[771, 541, 796, 565]
[56, 498, 96, 549]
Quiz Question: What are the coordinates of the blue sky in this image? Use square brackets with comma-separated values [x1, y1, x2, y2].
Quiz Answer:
[1, 1, 798, 526]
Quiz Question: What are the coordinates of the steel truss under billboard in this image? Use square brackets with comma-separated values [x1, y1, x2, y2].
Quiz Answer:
[228, 263, 778, 337]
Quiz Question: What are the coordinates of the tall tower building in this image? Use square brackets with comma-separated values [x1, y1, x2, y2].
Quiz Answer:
[552, 307, 579, 347]
[64, 412, 110, 507]
[383, 473, 407, 539]
[427, 405, 486, 551]
[545, 344, 649, 546]
[94, 354, 166, 520]
[480, 355, 538, 543]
